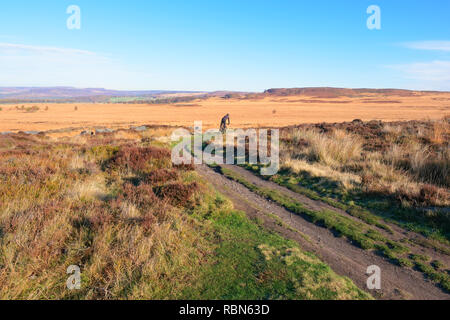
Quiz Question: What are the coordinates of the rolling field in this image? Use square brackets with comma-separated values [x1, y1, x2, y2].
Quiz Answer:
[0, 89, 449, 300]
[0, 91, 449, 133]
[2, 0, 449, 305]
[1, 119, 448, 299]
[0, 128, 370, 299]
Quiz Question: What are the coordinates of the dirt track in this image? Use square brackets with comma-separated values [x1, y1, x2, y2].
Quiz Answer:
[196, 164, 450, 300]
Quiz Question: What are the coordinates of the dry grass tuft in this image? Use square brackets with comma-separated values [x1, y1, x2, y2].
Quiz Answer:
[281, 119, 449, 208]
[286, 128, 363, 167]
[0, 133, 208, 299]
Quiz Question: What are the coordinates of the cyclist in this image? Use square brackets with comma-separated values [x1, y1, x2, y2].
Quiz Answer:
[220, 114, 230, 133]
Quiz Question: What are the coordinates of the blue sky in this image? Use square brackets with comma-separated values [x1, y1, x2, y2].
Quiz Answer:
[0, 0, 449, 91]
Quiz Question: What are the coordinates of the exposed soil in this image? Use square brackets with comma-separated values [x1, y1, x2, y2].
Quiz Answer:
[196, 164, 450, 300]
[225, 165, 450, 263]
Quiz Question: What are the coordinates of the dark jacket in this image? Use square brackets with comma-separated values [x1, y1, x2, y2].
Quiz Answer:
[221, 114, 230, 125]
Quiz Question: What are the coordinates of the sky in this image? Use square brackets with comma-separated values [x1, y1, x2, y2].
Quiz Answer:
[0, 0, 449, 91]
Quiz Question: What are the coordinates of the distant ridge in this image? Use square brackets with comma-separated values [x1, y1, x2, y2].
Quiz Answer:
[263, 87, 449, 98]
[0, 87, 202, 100]
[1, 86, 448, 102]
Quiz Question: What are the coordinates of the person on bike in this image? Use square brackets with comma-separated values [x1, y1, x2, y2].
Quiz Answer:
[220, 114, 230, 133]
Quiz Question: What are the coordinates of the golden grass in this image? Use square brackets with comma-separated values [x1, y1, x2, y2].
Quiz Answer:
[0, 92, 449, 133]
[282, 158, 361, 189]
[287, 128, 363, 167]
[0, 133, 208, 299]
[0, 130, 370, 300]
[280, 118, 449, 207]
[430, 120, 450, 145]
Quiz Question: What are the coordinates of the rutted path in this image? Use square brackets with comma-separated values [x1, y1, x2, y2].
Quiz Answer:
[196, 164, 450, 300]
[224, 165, 450, 265]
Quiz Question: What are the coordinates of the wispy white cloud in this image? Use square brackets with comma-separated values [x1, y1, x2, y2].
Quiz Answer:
[402, 41, 450, 52]
[390, 60, 450, 81]
[392, 41, 450, 90]
[0, 43, 152, 89]
[388, 60, 450, 90]
[0, 42, 98, 56]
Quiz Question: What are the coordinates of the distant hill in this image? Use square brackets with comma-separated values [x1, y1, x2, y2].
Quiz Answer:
[0, 87, 202, 101]
[263, 87, 447, 98]
[1, 86, 448, 103]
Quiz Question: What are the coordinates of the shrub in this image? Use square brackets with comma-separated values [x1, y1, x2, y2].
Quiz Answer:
[119, 183, 158, 210]
[89, 145, 120, 162]
[173, 163, 195, 171]
[144, 168, 179, 184]
[89, 207, 115, 230]
[155, 182, 199, 206]
[141, 213, 156, 233]
[108, 146, 171, 174]
[413, 152, 449, 187]
[418, 184, 439, 204]
[24, 106, 39, 113]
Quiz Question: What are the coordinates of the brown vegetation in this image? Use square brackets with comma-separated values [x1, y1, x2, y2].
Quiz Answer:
[107, 146, 172, 174]
[0, 127, 368, 300]
[0, 132, 204, 299]
[0, 90, 448, 133]
[281, 118, 450, 207]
